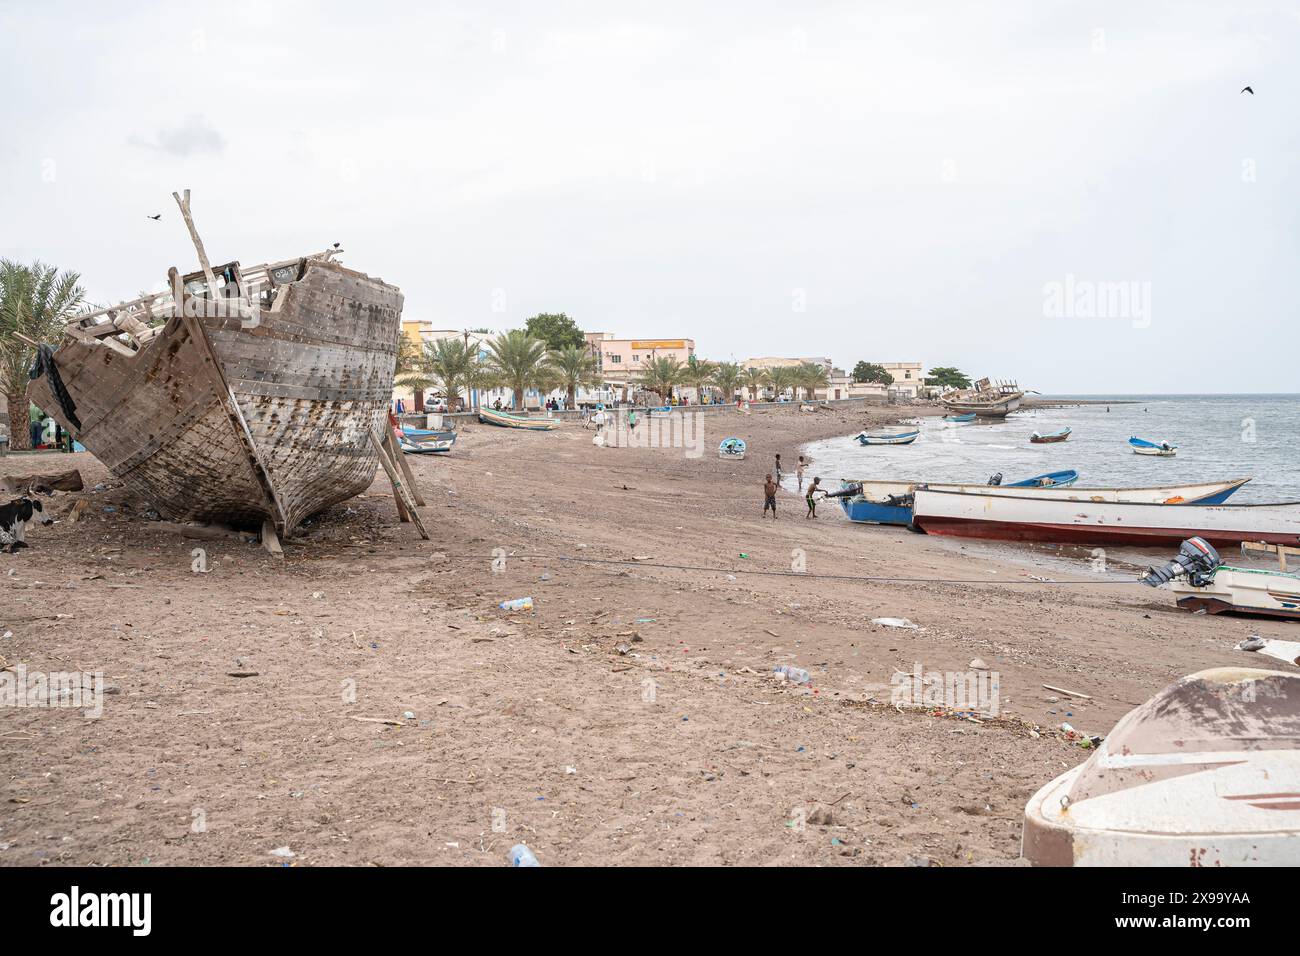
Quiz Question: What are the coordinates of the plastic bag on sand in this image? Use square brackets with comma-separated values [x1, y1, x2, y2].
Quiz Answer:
[872, 617, 919, 630]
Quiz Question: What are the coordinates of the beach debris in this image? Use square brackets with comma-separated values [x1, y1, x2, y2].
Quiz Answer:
[350, 716, 403, 727]
[1042, 683, 1093, 700]
[508, 844, 541, 867]
[1236, 636, 1300, 667]
[969, 658, 989, 670]
[807, 806, 835, 826]
[615, 642, 632, 656]
[66, 499, 89, 523]
[0, 469, 83, 495]
[402, 710, 416, 720]
[269, 846, 296, 859]
[226, 671, 259, 678]
[773, 664, 811, 684]
[498, 597, 534, 612]
[872, 617, 919, 630]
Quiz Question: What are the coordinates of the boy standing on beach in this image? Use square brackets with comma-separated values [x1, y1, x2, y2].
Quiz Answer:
[805, 476, 823, 518]
[796, 456, 806, 492]
[763, 474, 778, 519]
[774, 454, 783, 484]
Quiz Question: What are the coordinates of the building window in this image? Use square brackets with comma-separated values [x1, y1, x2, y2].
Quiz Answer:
[633, 355, 640, 362]
[607, 354, 621, 364]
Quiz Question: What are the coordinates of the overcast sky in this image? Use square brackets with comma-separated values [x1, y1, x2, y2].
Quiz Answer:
[2, 1, 1295, 393]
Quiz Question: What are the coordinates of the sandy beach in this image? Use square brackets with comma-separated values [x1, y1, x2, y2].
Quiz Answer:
[0, 401, 1286, 867]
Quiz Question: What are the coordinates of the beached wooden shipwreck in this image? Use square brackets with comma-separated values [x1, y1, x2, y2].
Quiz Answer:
[26, 191, 404, 539]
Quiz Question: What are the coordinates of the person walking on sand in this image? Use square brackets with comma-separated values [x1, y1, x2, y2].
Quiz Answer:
[763, 474, 778, 519]
[796, 456, 806, 492]
[805, 476, 823, 518]
[628, 408, 638, 432]
[774, 454, 783, 484]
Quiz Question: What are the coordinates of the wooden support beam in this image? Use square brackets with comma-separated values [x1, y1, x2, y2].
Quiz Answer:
[172, 188, 218, 292]
[1241, 541, 1300, 572]
[370, 429, 428, 539]
[383, 423, 425, 506]
[261, 519, 284, 557]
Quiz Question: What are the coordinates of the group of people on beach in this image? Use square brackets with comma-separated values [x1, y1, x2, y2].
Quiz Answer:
[764, 453, 823, 520]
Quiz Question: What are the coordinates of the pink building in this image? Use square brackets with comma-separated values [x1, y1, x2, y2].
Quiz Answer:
[585, 332, 696, 395]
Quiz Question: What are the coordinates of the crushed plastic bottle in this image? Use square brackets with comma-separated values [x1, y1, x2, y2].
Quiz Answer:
[499, 597, 534, 612]
[508, 844, 540, 867]
[773, 664, 811, 684]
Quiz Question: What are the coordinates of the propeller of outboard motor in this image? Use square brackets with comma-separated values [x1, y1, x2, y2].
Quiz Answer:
[1141, 537, 1221, 588]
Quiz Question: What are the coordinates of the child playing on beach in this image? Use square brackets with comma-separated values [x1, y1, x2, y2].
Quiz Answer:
[774, 454, 783, 484]
[805, 476, 823, 518]
[763, 474, 778, 519]
[796, 456, 806, 492]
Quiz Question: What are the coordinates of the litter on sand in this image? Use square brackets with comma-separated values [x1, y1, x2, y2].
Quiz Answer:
[872, 617, 919, 630]
[1237, 636, 1300, 668]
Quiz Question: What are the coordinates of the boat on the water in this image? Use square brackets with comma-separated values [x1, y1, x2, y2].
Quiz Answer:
[834, 476, 1248, 527]
[1029, 427, 1071, 444]
[939, 378, 1025, 418]
[911, 487, 1300, 547]
[25, 192, 403, 537]
[478, 407, 559, 430]
[942, 413, 976, 423]
[855, 429, 920, 446]
[718, 437, 747, 461]
[1130, 436, 1176, 457]
[1023, 667, 1300, 866]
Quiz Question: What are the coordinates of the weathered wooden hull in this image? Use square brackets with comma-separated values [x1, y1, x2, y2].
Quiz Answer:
[27, 259, 403, 534]
[478, 407, 559, 430]
[940, 393, 1023, 418]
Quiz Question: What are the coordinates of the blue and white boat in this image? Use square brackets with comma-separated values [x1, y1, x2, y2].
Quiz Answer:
[854, 429, 920, 446]
[942, 413, 976, 423]
[832, 476, 1250, 527]
[402, 425, 456, 443]
[1130, 436, 1177, 457]
[718, 437, 747, 461]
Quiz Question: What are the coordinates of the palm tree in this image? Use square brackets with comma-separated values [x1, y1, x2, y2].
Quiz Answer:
[740, 366, 766, 402]
[484, 329, 551, 410]
[711, 361, 742, 402]
[549, 346, 602, 409]
[408, 337, 474, 410]
[795, 362, 830, 400]
[0, 260, 86, 450]
[683, 356, 717, 404]
[765, 365, 797, 402]
[637, 355, 684, 404]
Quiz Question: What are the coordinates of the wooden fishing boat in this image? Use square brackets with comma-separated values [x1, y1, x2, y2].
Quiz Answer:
[478, 407, 559, 430]
[1023, 668, 1300, 866]
[834, 476, 1247, 527]
[718, 437, 746, 461]
[939, 378, 1024, 418]
[402, 425, 456, 443]
[912, 487, 1300, 547]
[24, 191, 403, 537]
[942, 413, 976, 423]
[855, 429, 920, 446]
[1029, 427, 1071, 444]
[1130, 436, 1176, 457]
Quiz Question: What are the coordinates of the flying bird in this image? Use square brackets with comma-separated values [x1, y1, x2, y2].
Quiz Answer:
[332, 242, 340, 249]
[147, 213, 162, 220]
[1241, 86, 1254, 94]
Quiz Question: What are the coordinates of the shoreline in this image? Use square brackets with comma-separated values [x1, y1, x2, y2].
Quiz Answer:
[1, 402, 1284, 866]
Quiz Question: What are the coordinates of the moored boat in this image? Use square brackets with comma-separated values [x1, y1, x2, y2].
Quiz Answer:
[1029, 427, 1071, 444]
[939, 378, 1025, 418]
[1130, 436, 1176, 457]
[25, 192, 403, 536]
[855, 429, 920, 446]
[718, 437, 747, 461]
[478, 407, 559, 430]
[911, 487, 1300, 547]
[833, 476, 1248, 527]
[942, 413, 976, 423]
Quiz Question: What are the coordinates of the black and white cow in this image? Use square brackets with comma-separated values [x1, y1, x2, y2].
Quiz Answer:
[0, 497, 52, 553]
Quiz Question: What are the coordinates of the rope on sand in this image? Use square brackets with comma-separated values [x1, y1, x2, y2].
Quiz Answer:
[512, 553, 1140, 586]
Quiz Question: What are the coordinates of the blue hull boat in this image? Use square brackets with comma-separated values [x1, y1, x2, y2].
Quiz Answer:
[836, 471, 1077, 526]
[1004, 469, 1078, 488]
[855, 429, 920, 446]
[942, 413, 976, 422]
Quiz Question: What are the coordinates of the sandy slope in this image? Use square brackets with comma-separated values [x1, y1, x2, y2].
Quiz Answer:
[0, 401, 1283, 866]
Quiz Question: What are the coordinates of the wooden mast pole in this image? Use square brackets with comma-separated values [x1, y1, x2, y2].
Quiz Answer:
[172, 189, 219, 291]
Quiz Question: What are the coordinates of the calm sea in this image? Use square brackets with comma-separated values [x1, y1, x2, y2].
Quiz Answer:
[797, 395, 1300, 504]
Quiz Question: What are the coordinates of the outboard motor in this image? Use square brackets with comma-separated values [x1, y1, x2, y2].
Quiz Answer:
[824, 482, 862, 500]
[1141, 537, 1221, 588]
[987, 472, 1003, 486]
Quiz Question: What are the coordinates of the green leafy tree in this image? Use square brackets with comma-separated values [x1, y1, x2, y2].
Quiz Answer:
[0, 260, 86, 450]
[485, 329, 552, 410]
[795, 362, 830, 400]
[851, 361, 894, 386]
[523, 313, 585, 351]
[927, 366, 971, 390]
[740, 366, 766, 401]
[711, 361, 742, 402]
[549, 346, 602, 408]
[403, 337, 475, 410]
[637, 355, 684, 403]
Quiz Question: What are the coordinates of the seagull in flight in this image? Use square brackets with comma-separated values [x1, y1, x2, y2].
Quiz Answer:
[1241, 86, 1254, 94]
[147, 213, 162, 220]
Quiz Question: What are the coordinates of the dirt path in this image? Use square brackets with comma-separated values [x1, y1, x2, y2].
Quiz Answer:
[0, 402, 1281, 866]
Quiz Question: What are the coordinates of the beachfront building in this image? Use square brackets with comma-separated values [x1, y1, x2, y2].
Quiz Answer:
[585, 332, 696, 403]
[739, 356, 834, 401]
[393, 322, 521, 412]
[881, 362, 926, 398]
